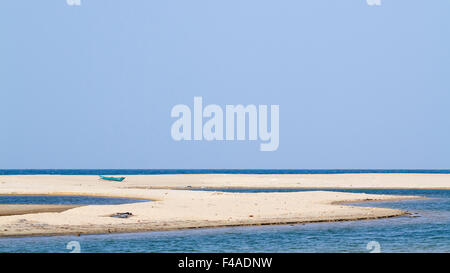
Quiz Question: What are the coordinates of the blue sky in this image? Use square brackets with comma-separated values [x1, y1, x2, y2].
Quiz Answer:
[1, 0, 449, 169]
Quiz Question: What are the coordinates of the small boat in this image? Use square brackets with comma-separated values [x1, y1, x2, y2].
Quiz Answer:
[99, 175, 126, 182]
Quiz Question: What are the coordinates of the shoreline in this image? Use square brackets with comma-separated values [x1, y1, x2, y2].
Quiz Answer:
[0, 195, 418, 238]
[0, 174, 447, 237]
[2, 173, 450, 189]
[0, 208, 412, 239]
[117, 186, 450, 190]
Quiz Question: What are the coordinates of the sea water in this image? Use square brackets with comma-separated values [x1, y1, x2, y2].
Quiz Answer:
[1, 169, 449, 175]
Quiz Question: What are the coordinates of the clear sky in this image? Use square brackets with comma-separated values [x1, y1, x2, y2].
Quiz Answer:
[1, 0, 449, 169]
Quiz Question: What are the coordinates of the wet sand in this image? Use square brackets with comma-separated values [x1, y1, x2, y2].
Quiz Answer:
[0, 205, 80, 216]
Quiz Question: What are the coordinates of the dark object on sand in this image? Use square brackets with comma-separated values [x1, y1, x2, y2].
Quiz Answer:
[99, 175, 126, 182]
[111, 212, 133, 218]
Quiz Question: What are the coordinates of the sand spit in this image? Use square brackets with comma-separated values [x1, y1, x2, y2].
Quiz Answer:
[0, 174, 442, 237]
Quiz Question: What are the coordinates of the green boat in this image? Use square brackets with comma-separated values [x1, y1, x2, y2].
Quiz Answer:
[99, 175, 126, 182]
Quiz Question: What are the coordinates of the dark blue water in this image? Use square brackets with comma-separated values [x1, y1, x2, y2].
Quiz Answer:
[0, 189, 448, 253]
[1, 169, 449, 175]
[0, 195, 146, 205]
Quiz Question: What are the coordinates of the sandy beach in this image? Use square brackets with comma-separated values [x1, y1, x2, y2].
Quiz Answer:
[0, 174, 448, 237]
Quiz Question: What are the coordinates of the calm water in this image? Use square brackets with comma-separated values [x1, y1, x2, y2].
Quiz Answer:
[0, 195, 146, 205]
[0, 189, 448, 253]
[1, 169, 449, 175]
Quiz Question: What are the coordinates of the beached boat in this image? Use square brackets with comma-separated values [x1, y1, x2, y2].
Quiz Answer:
[99, 175, 126, 182]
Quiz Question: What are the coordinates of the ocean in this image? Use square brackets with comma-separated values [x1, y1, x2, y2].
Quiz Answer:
[1, 169, 449, 175]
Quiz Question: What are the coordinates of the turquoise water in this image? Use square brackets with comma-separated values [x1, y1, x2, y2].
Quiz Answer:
[0, 189, 448, 253]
